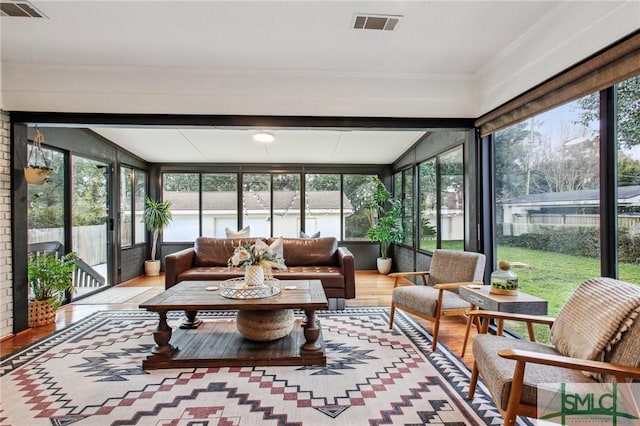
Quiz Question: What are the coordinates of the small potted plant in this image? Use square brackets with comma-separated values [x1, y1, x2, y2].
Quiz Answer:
[27, 252, 77, 327]
[24, 128, 53, 185]
[143, 197, 173, 276]
[365, 176, 403, 274]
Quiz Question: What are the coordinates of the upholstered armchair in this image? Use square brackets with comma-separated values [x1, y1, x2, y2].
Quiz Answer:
[468, 277, 640, 425]
[388, 249, 486, 351]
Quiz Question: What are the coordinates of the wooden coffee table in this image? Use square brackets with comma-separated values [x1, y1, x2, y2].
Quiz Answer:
[139, 279, 328, 369]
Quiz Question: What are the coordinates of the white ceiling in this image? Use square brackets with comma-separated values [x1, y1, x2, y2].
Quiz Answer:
[2, 1, 639, 164]
[91, 127, 427, 164]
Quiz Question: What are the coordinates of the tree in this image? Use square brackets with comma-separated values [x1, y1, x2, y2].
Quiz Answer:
[577, 74, 640, 149]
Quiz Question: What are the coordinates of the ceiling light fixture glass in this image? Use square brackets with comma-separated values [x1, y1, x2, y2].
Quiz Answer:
[253, 132, 275, 143]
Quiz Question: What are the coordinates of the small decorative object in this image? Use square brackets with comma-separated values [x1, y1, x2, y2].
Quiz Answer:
[228, 239, 287, 286]
[27, 251, 78, 327]
[24, 128, 53, 185]
[490, 260, 519, 295]
[244, 264, 265, 287]
[365, 176, 403, 275]
[220, 277, 281, 299]
[143, 197, 172, 276]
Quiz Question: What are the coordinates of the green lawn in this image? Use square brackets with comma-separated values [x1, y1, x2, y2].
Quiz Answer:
[495, 246, 640, 342]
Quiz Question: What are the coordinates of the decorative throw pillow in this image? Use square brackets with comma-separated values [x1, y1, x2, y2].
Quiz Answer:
[299, 230, 320, 238]
[225, 226, 250, 238]
[254, 237, 285, 264]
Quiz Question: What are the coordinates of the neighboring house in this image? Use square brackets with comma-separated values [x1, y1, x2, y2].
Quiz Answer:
[498, 185, 640, 236]
[162, 191, 354, 240]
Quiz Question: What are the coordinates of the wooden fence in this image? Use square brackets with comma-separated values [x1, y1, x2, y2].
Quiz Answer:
[28, 225, 107, 266]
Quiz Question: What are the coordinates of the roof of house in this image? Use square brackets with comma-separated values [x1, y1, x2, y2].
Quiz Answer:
[165, 191, 354, 211]
[501, 185, 640, 206]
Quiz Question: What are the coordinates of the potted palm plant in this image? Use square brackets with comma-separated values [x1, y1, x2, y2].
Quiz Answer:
[365, 176, 403, 274]
[27, 252, 77, 327]
[143, 197, 173, 276]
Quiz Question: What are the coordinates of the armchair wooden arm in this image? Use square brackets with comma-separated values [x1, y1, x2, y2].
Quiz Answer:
[388, 271, 429, 287]
[467, 309, 555, 344]
[433, 281, 484, 290]
[498, 348, 640, 382]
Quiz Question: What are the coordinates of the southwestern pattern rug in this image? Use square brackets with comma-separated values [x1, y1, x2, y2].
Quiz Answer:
[1, 308, 513, 425]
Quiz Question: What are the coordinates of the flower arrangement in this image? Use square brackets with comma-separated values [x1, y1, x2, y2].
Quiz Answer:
[228, 239, 287, 275]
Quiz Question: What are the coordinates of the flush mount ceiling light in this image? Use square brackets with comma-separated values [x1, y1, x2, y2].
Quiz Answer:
[253, 132, 275, 143]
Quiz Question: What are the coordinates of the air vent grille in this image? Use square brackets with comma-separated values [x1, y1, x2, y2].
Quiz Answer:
[352, 14, 401, 31]
[1, 1, 45, 18]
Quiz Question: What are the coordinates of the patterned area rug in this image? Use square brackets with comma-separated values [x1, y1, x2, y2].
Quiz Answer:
[1, 308, 515, 425]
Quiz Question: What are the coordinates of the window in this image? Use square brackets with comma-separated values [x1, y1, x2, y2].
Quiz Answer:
[163, 173, 200, 242]
[28, 147, 65, 245]
[121, 167, 147, 246]
[494, 96, 600, 340]
[273, 173, 301, 237]
[614, 74, 640, 283]
[304, 174, 341, 238]
[343, 174, 377, 240]
[71, 155, 109, 286]
[134, 170, 147, 244]
[120, 167, 132, 247]
[401, 169, 413, 246]
[242, 173, 271, 237]
[202, 173, 237, 238]
[439, 146, 464, 250]
[418, 159, 437, 251]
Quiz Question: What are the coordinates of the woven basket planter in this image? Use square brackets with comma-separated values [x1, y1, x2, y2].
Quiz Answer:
[236, 309, 294, 341]
[28, 300, 56, 327]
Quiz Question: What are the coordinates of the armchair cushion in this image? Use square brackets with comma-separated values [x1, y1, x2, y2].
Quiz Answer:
[392, 285, 470, 317]
[428, 250, 486, 293]
[550, 277, 640, 361]
[473, 334, 595, 411]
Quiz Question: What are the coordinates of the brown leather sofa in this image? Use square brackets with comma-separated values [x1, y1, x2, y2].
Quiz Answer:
[165, 236, 355, 308]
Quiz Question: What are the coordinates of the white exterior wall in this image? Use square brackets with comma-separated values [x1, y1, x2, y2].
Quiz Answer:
[0, 112, 12, 339]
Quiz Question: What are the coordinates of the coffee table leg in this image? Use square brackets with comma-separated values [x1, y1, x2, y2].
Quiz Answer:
[180, 310, 202, 329]
[302, 308, 322, 352]
[152, 311, 177, 356]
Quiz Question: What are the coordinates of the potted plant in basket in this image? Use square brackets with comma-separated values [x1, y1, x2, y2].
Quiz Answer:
[365, 176, 403, 274]
[27, 252, 78, 327]
[143, 197, 173, 276]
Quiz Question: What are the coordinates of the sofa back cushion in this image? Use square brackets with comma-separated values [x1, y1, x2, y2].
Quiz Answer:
[193, 237, 262, 266]
[272, 237, 338, 266]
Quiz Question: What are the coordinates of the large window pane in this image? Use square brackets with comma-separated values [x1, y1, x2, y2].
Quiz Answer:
[614, 74, 640, 284]
[305, 174, 341, 238]
[402, 168, 413, 246]
[439, 146, 464, 250]
[28, 148, 65, 245]
[495, 96, 600, 341]
[202, 173, 238, 238]
[163, 173, 199, 242]
[120, 167, 132, 247]
[343, 174, 376, 240]
[71, 155, 109, 287]
[272, 174, 301, 237]
[243, 173, 271, 237]
[419, 159, 437, 251]
[134, 170, 147, 244]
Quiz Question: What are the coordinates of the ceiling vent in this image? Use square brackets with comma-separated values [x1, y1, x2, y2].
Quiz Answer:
[352, 14, 401, 31]
[1, 1, 45, 18]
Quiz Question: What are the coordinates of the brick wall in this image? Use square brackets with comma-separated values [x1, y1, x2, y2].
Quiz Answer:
[0, 111, 12, 338]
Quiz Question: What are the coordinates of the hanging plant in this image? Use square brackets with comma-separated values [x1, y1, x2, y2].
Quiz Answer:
[24, 128, 53, 185]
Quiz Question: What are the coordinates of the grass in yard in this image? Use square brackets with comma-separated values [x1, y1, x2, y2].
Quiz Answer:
[496, 245, 640, 342]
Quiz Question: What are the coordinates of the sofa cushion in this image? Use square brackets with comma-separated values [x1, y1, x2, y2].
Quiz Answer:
[274, 237, 338, 266]
[193, 237, 262, 266]
[225, 226, 250, 238]
[300, 230, 320, 238]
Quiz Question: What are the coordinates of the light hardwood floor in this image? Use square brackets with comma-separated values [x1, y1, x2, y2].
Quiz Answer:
[1, 271, 477, 368]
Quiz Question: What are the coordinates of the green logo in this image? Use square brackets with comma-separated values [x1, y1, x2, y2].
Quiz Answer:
[539, 383, 639, 425]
